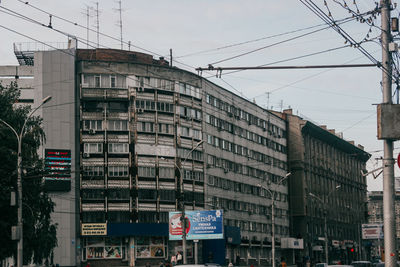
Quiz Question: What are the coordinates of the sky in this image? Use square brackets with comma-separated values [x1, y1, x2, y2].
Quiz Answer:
[0, 0, 397, 191]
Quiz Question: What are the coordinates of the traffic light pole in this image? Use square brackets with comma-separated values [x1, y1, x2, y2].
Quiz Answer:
[380, 1, 397, 267]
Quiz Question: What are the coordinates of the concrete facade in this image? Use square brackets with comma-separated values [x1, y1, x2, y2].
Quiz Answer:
[275, 109, 370, 265]
[0, 47, 290, 267]
[367, 191, 400, 258]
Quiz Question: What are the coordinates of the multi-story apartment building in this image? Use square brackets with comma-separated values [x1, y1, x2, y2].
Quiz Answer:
[367, 191, 400, 258]
[1, 45, 289, 267]
[274, 109, 370, 265]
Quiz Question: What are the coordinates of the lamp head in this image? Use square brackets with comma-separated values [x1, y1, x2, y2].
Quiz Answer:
[42, 95, 52, 104]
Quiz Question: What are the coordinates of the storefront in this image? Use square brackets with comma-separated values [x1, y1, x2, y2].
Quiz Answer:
[81, 223, 169, 266]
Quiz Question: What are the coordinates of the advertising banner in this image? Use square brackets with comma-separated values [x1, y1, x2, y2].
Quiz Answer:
[362, 224, 384, 239]
[169, 210, 223, 240]
[43, 149, 72, 191]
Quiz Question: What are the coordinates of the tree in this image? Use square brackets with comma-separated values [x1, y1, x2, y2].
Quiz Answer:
[0, 81, 57, 265]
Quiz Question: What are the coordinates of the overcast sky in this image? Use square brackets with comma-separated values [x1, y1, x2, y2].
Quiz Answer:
[0, 0, 396, 191]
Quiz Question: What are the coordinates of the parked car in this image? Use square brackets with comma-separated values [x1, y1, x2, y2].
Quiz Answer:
[352, 261, 373, 267]
[315, 263, 328, 267]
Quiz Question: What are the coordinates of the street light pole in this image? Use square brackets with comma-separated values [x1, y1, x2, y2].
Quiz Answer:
[309, 185, 340, 264]
[177, 140, 204, 265]
[0, 95, 51, 267]
[258, 172, 291, 267]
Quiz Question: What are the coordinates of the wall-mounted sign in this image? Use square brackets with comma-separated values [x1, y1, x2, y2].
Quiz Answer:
[81, 223, 107, 236]
[169, 210, 223, 240]
[281, 238, 304, 249]
[362, 224, 384, 239]
[43, 149, 71, 191]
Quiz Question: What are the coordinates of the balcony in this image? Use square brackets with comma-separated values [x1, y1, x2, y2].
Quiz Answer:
[108, 203, 130, 211]
[82, 203, 105, 212]
[81, 179, 105, 189]
[81, 87, 129, 100]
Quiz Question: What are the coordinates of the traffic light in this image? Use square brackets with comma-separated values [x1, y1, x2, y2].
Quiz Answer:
[350, 248, 354, 253]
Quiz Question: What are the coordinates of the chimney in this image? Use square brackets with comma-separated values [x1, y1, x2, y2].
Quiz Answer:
[283, 109, 293, 115]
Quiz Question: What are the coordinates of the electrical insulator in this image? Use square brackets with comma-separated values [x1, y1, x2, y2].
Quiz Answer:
[392, 17, 399, 32]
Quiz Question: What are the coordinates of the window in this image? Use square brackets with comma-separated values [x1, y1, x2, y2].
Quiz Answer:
[108, 143, 129, 153]
[108, 166, 129, 177]
[83, 166, 104, 176]
[138, 189, 157, 200]
[110, 75, 116, 88]
[107, 120, 128, 131]
[138, 122, 154, 133]
[158, 123, 173, 134]
[159, 167, 174, 178]
[108, 102, 128, 112]
[95, 75, 101, 87]
[84, 143, 103, 154]
[84, 120, 102, 131]
[138, 166, 156, 177]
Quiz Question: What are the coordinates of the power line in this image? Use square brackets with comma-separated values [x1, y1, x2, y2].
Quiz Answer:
[176, 22, 330, 59]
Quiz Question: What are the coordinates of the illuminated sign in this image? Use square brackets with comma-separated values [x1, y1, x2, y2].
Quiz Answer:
[44, 149, 71, 191]
[169, 210, 223, 240]
[81, 223, 107, 236]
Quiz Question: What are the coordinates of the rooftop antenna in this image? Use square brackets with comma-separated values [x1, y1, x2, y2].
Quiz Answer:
[94, 2, 100, 48]
[82, 5, 94, 48]
[114, 0, 124, 50]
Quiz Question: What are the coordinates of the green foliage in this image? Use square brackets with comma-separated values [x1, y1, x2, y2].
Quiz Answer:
[0, 82, 57, 264]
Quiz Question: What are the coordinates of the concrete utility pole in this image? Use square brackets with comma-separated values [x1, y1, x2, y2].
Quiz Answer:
[177, 140, 204, 264]
[309, 185, 340, 264]
[380, 1, 397, 266]
[258, 172, 291, 267]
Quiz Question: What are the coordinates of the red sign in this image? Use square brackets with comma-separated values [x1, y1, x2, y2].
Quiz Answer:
[397, 153, 400, 169]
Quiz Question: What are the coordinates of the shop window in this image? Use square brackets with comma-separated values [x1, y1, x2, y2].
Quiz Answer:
[85, 237, 123, 259]
[136, 237, 166, 258]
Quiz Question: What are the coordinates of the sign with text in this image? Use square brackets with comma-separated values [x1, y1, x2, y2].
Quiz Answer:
[169, 210, 223, 240]
[44, 149, 71, 191]
[362, 224, 384, 239]
[81, 223, 107, 236]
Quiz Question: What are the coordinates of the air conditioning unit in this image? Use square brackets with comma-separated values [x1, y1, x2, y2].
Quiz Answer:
[224, 168, 229, 173]
[83, 153, 90, 158]
[89, 129, 96, 134]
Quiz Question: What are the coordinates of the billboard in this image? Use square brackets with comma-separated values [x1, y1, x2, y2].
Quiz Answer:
[43, 149, 71, 191]
[169, 210, 223, 240]
[362, 224, 384, 239]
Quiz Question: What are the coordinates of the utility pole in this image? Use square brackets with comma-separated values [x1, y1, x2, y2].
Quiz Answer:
[380, 1, 397, 267]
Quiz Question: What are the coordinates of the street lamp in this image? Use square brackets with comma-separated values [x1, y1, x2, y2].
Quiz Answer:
[257, 172, 291, 267]
[176, 140, 204, 264]
[309, 185, 341, 264]
[0, 95, 52, 267]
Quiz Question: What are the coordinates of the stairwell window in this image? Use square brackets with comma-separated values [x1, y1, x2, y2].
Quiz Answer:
[110, 75, 116, 88]
[95, 75, 101, 87]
